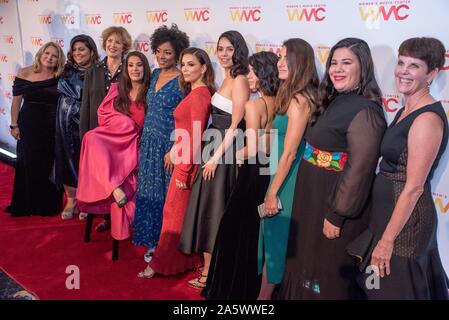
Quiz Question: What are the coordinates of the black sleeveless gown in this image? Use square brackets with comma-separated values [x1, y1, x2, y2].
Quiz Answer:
[7, 77, 62, 216]
[347, 102, 449, 299]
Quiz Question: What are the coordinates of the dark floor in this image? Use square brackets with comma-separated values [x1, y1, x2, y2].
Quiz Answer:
[0, 269, 38, 300]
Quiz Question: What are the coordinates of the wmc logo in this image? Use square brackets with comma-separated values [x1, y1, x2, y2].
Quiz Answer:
[38, 14, 52, 24]
[8, 73, 15, 82]
[51, 37, 64, 48]
[184, 8, 210, 22]
[255, 43, 282, 56]
[440, 99, 449, 118]
[60, 14, 75, 25]
[135, 40, 150, 53]
[0, 16, 4, 24]
[85, 14, 102, 25]
[0, 106, 6, 116]
[204, 41, 217, 56]
[230, 6, 261, 22]
[31, 36, 43, 46]
[316, 46, 330, 65]
[146, 10, 168, 23]
[358, 1, 410, 22]
[0, 54, 8, 63]
[113, 12, 133, 24]
[3, 90, 11, 100]
[433, 193, 449, 214]
[287, 4, 326, 22]
[3, 35, 13, 44]
[383, 94, 401, 113]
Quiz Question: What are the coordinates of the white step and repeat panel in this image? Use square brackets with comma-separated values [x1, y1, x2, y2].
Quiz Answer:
[1, 0, 449, 274]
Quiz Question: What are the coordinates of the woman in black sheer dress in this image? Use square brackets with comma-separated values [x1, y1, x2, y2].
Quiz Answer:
[347, 37, 449, 300]
[7, 42, 65, 216]
[278, 38, 387, 299]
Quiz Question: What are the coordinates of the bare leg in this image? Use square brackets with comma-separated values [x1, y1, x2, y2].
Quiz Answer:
[61, 185, 77, 220]
[188, 252, 210, 289]
[257, 263, 275, 300]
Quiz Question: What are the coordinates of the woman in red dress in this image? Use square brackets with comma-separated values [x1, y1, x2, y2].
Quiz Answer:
[138, 48, 215, 278]
[76, 51, 150, 240]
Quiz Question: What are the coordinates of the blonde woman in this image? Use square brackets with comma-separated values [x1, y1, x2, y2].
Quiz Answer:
[7, 42, 65, 216]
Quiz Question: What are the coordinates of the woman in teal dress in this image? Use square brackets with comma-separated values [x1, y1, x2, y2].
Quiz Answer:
[133, 24, 189, 257]
[257, 38, 319, 299]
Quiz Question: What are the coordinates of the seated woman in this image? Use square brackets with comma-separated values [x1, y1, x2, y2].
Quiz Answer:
[76, 51, 150, 240]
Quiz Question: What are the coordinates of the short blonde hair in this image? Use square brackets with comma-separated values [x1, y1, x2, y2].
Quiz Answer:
[101, 26, 132, 55]
[32, 42, 65, 77]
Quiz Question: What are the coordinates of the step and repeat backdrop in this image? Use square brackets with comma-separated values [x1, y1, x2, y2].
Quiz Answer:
[1, 0, 449, 272]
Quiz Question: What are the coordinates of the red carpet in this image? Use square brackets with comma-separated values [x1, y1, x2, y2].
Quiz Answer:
[0, 162, 203, 300]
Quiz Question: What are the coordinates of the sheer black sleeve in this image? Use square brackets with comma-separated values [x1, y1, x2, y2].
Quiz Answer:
[79, 68, 91, 139]
[325, 105, 386, 227]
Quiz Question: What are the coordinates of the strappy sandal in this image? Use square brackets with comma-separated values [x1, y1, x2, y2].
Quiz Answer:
[188, 274, 207, 289]
[137, 265, 155, 279]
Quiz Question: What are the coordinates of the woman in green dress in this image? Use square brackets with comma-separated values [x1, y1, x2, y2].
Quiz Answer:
[257, 38, 319, 299]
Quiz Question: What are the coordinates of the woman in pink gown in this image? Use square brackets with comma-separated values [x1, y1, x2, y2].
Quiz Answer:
[137, 48, 215, 278]
[77, 51, 150, 240]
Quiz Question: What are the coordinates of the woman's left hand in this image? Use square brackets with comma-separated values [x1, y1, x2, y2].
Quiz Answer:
[175, 178, 187, 190]
[202, 160, 217, 180]
[370, 238, 393, 277]
[323, 218, 341, 239]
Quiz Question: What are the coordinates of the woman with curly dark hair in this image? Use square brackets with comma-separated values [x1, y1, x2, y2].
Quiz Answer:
[54, 34, 99, 220]
[133, 24, 189, 262]
[202, 51, 280, 299]
[77, 51, 150, 241]
[179, 30, 250, 289]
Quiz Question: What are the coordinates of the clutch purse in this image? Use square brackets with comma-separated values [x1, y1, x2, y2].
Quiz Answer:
[258, 197, 283, 218]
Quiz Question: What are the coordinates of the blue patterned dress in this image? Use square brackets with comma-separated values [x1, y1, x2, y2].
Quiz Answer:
[133, 69, 184, 248]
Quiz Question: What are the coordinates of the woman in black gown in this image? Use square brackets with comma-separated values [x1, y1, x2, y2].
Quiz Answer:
[8, 42, 65, 216]
[202, 52, 279, 299]
[347, 37, 449, 300]
[278, 38, 387, 299]
[55, 35, 99, 220]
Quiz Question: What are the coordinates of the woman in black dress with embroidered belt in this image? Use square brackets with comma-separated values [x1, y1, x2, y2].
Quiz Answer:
[7, 42, 65, 216]
[278, 38, 387, 299]
[347, 37, 449, 300]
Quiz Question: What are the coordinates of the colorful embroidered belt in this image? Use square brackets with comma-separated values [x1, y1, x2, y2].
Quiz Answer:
[302, 142, 348, 172]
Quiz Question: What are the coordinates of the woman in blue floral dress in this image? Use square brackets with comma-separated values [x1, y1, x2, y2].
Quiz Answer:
[133, 24, 189, 259]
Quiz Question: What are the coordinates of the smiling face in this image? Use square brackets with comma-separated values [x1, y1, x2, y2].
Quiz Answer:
[181, 53, 205, 85]
[155, 41, 176, 70]
[216, 36, 234, 69]
[40, 45, 59, 69]
[247, 64, 259, 93]
[394, 55, 436, 96]
[105, 33, 124, 59]
[72, 41, 92, 68]
[277, 46, 289, 80]
[127, 55, 144, 83]
[329, 47, 361, 93]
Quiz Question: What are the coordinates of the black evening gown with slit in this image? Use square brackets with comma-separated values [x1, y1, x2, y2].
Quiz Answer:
[7, 77, 62, 216]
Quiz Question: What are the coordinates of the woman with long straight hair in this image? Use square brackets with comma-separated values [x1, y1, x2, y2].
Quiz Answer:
[257, 38, 319, 300]
[77, 51, 150, 241]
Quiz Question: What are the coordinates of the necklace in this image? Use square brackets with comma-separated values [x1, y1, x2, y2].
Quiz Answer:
[402, 90, 429, 118]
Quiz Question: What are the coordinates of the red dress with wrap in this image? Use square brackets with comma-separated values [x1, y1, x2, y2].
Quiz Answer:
[149, 86, 211, 275]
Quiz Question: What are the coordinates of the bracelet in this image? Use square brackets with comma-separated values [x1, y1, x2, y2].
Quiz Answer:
[10, 124, 18, 129]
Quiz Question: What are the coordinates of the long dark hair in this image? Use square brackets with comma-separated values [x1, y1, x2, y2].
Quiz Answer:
[63, 34, 99, 78]
[249, 51, 280, 97]
[217, 30, 249, 78]
[275, 38, 319, 119]
[114, 51, 151, 115]
[317, 38, 382, 118]
[179, 47, 216, 95]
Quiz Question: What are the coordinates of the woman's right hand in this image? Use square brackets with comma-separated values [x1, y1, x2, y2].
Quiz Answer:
[10, 127, 20, 140]
[163, 152, 174, 173]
